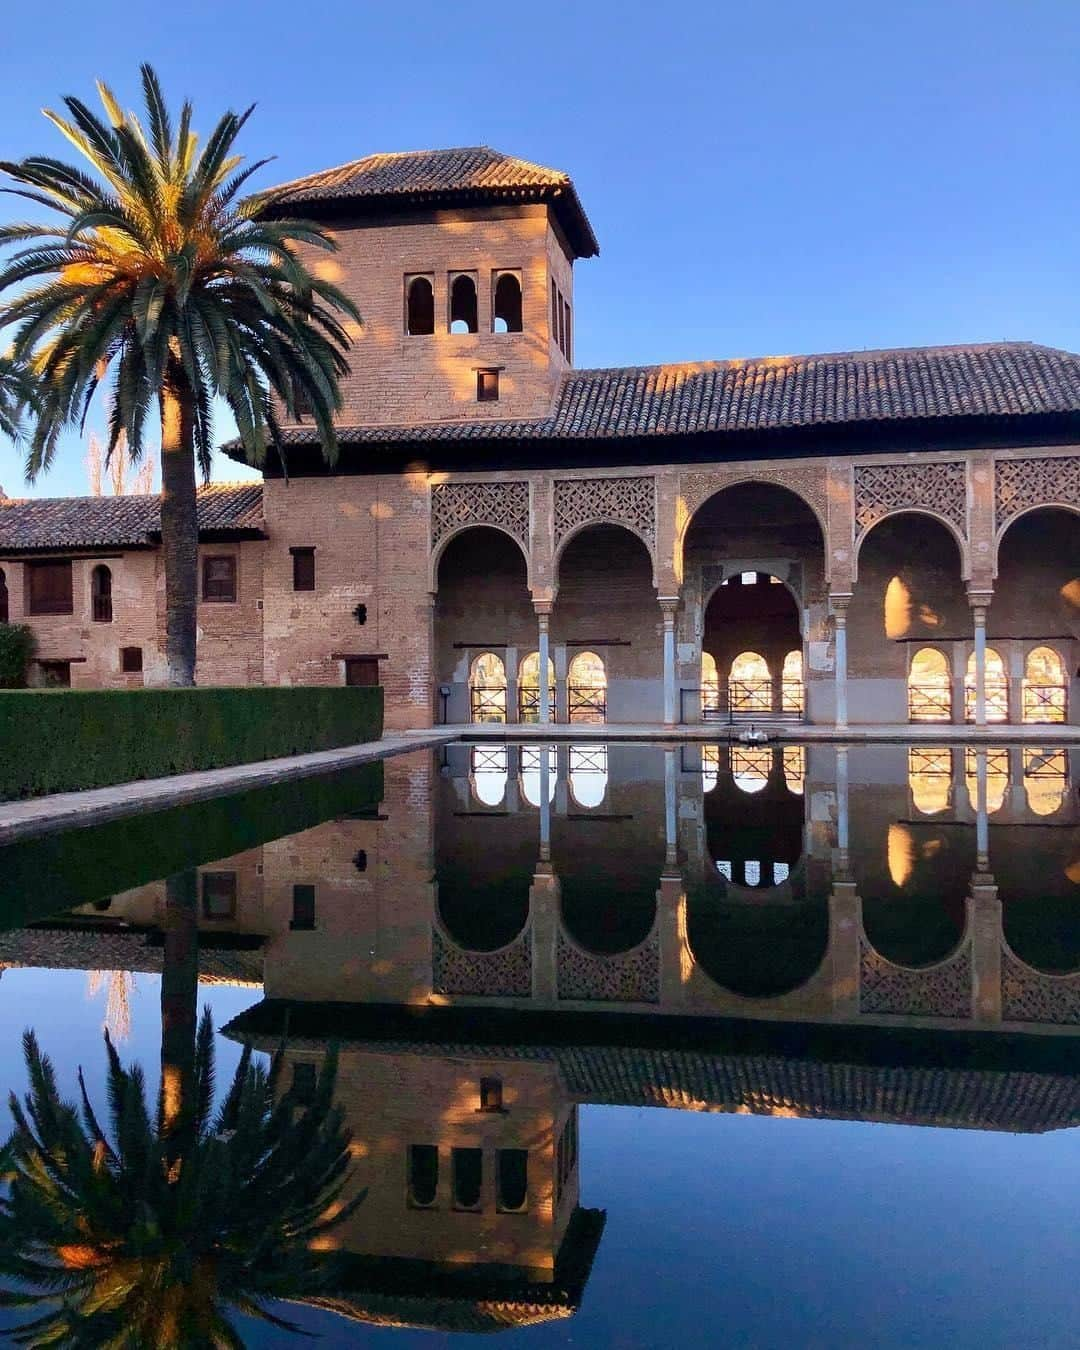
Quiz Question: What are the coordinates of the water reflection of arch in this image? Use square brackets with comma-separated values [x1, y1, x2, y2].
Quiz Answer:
[855, 820, 974, 968]
[994, 826, 1080, 974]
[435, 816, 535, 953]
[552, 813, 663, 957]
[703, 748, 804, 890]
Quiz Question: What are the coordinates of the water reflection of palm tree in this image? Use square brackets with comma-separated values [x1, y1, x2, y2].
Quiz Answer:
[0, 870, 362, 1345]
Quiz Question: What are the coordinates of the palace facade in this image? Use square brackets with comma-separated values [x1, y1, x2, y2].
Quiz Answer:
[2, 146, 1079, 729]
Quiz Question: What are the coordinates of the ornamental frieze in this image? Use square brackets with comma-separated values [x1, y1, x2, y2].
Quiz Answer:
[430, 480, 530, 551]
[556, 929, 660, 1003]
[679, 466, 829, 535]
[1001, 946, 1080, 1027]
[553, 475, 656, 549]
[432, 924, 532, 999]
[858, 937, 972, 1020]
[853, 461, 967, 538]
[994, 455, 1080, 531]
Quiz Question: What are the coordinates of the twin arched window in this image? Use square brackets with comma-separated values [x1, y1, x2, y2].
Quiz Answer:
[91, 565, 112, 623]
[407, 271, 523, 335]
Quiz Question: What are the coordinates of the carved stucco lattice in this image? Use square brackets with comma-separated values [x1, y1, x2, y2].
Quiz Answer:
[994, 455, 1080, 530]
[680, 466, 829, 535]
[553, 476, 656, 549]
[853, 462, 967, 538]
[556, 930, 660, 1004]
[858, 938, 972, 1019]
[432, 925, 532, 999]
[430, 481, 530, 551]
[1001, 947, 1080, 1027]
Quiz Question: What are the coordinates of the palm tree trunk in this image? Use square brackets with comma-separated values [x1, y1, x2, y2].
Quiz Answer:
[160, 362, 198, 687]
[160, 867, 199, 1163]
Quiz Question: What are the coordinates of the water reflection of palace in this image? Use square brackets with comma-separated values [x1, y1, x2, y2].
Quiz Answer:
[2, 743, 1079, 1331]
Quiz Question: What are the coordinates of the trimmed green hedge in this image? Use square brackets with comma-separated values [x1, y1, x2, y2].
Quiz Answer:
[0, 685, 383, 799]
[0, 625, 36, 689]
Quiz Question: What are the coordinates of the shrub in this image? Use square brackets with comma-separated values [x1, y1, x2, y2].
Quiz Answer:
[0, 685, 383, 800]
[0, 623, 36, 688]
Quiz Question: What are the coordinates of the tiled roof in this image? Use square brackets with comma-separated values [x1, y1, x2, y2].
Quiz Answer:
[241, 342, 1080, 453]
[0, 483, 264, 553]
[0, 926, 263, 986]
[263, 146, 599, 257]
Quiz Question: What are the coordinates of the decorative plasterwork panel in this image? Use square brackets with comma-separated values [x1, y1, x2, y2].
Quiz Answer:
[1001, 947, 1080, 1027]
[859, 938, 972, 1019]
[556, 930, 660, 1003]
[430, 480, 530, 551]
[680, 466, 829, 536]
[432, 925, 532, 999]
[994, 455, 1080, 531]
[853, 462, 967, 538]
[553, 476, 656, 549]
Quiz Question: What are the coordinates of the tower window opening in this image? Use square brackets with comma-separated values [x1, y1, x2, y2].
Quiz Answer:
[405, 274, 435, 335]
[91, 565, 113, 623]
[452, 1147, 483, 1210]
[477, 368, 500, 402]
[497, 1149, 528, 1212]
[493, 271, 523, 333]
[449, 273, 478, 333]
[408, 1144, 439, 1207]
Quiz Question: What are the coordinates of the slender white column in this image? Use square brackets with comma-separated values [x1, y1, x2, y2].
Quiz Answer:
[836, 745, 850, 862]
[664, 748, 677, 867]
[974, 747, 989, 869]
[539, 747, 551, 861]
[832, 596, 851, 731]
[660, 598, 678, 727]
[537, 609, 551, 725]
[969, 594, 990, 728]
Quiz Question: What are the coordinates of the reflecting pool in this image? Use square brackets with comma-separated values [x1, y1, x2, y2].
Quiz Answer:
[0, 742, 1077, 1346]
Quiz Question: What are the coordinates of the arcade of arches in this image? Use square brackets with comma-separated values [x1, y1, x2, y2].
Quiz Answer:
[431, 475, 1080, 727]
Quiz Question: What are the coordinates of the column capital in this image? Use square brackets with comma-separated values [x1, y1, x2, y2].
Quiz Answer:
[532, 599, 552, 619]
[967, 588, 993, 611]
[829, 592, 852, 622]
[659, 596, 679, 623]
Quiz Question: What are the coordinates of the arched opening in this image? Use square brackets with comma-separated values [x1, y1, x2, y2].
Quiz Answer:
[493, 272, 523, 333]
[0, 568, 7, 624]
[568, 650, 606, 723]
[964, 748, 1008, 814]
[701, 651, 719, 715]
[434, 526, 532, 724]
[781, 649, 804, 715]
[728, 650, 771, 714]
[518, 651, 555, 723]
[556, 828, 660, 955]
[684, 483, 823, 722]
[406, 275, 434, 335]
[852, 512, 966, 724]
[996, 820, 1080, 973]
[1023, 748, 1068, 816]
[437, 862, 530, 955]
[1023, 646, 1067, 724]
[908, 746, 953, 814]
[520, 745, 556, 806]
[964, 648, 1008, 723]
[449, 273, 478, 333]
[553, 525, 657, 723]
[91, 564, 113, 624]
[783, 745, 806, 795]
[908, 647, 951, 722]
[471, 745, 508, 806]
[469, 653, 507, 724]
[569, 744, 608, 808]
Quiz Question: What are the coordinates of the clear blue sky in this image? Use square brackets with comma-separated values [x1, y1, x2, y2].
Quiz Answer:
[2, 0, 1079, 497]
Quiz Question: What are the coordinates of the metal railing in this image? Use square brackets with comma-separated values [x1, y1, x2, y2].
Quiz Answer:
[908, 683, 952, 722]
[518, 685, 556, 723]
[700, 679, 805, 723]
[964, 680, 1009, 723]
[1022, 683, 1067, 724]
[470, 685, 507, 723]
[568, 684, 606, 723]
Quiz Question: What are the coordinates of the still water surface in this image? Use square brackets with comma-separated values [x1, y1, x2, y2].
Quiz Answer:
[0, 742, 1077, 1347]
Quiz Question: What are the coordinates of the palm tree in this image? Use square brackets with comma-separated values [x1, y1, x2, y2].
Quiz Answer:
[0, 355, 36, 442]
[0, 66, 359, 684]
[0, 1013, 364, 1346]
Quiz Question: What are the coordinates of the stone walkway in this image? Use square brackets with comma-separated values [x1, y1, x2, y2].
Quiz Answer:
[454, 721, 1080, 744]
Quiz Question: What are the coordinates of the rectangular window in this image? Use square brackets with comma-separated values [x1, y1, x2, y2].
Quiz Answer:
[291, 547, 316, 592]
[551, 278, 559, 344]
[26, 560, 73, 615]
[38, 660, 71, 688]
[201, 555, 236, 603]
[345, 657, 380, 687]
[451, 1147, 483, 1211]
[291, 1061, 317, 1106]
[479, 1077, 503, 1113]
[563, 298, 572, 362]
[477, 369, 499, 403]
[408, 1144, 439, 1207]
[201, 871, 237, 920]
[120, 646, 143, 673]
[557, 292, 566, 356]
[497, 1149, 528, 1212]
[290, 883, 316, 931]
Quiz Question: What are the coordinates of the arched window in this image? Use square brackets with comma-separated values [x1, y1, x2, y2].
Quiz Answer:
[908, 747, 952, 814]
[1023, 646, 1067, 723]
[520, 745, 556, 806]
[731, 747, 771, 794]
[964, 648, 1008, 723]
[568, 650, 606, 723]
[964, 748, 1008, 815]
[781, 649, 804, 715]
[908, 647, 951, 722]
[569, 744, 607, 808]
[729, 651, 771, 712]
[469, 652, 507, 723]
[449, 273, 478, 334]
[471, 745, 508, 806]
[782, 745, 805, 795]
[0, 568, 7, 624]
[405, 275, 434, 336]
[1024, 748, 1068, 816]
[518, 651, 555, 723]
[701, 651, 719, 717]
[91, 565, 113, 623]
[493, 271, 523, 333]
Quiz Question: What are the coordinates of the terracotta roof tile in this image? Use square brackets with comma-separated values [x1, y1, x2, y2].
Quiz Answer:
[0, 483, 264, 553]
[264, 145, 599, 257]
